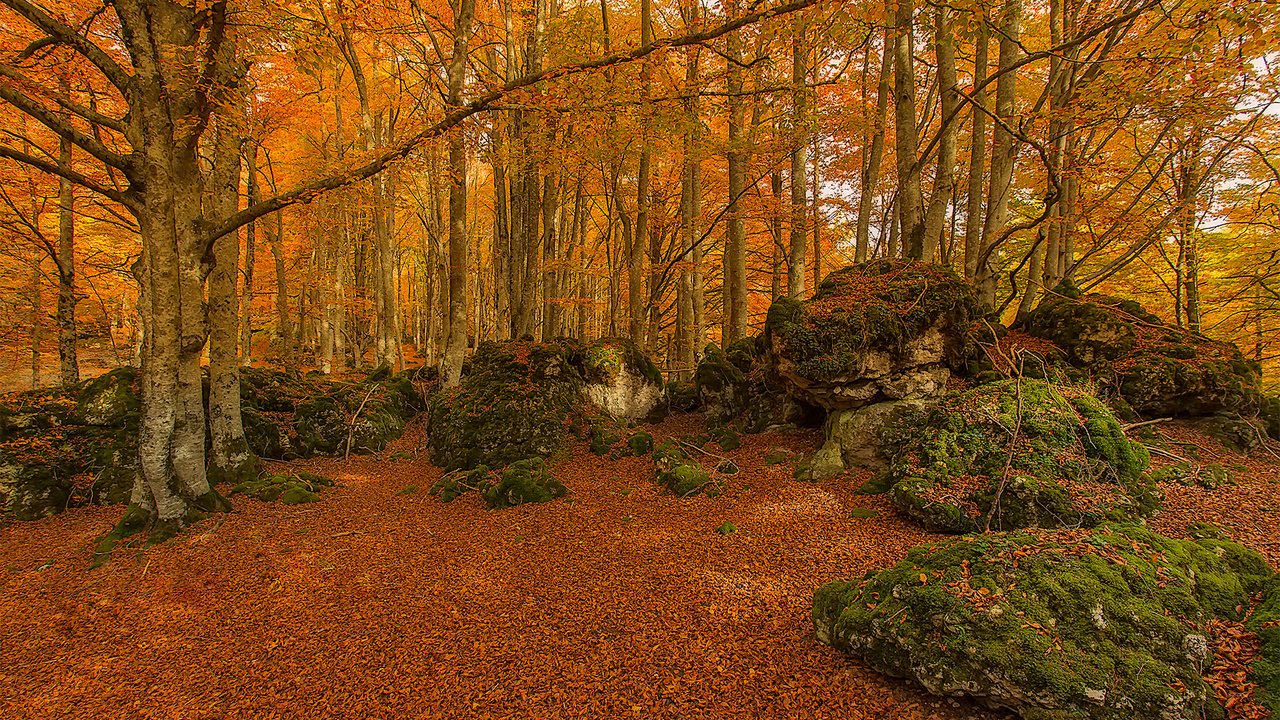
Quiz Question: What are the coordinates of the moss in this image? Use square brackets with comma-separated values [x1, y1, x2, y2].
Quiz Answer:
[626, 431, 654, 457]
[848, 507, 879, 519]
[1150, 462, 1236, 489]
[397, 484, 419, 496]
[764, 448, 793, 465]
[231, 472, 334, 505]
[814, 525, 1273, 719]
[428, 340, 585, 471]
[1021, 288, 1262, 418]
[430, 457, 567, 509]
[767, 260, 980, 385]
[882, 379, 1155, 533]
[91, 502, 150, 568]
[582, 337, 663, 387]
[1247, 578, 1280, 715]
[715, 521, 737, 535]
[76, 367, 140, 426]
[652, 441, 721, 498]
[241, 407, 284, 459]
[666, 380, 699, 412]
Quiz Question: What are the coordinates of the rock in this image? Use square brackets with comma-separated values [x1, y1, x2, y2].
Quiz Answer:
[766, 259, 980, 411]
[0, 462, 70, 520]
[1247, 577, 1280, 716]
[813, 524, 1273, 720]
[811, 399, 934, 478]
[241, 407, 284, 459]
[1021, 285, 1262, 418]
[294, 367, 423, 457]
[429, 457, 567, 509]
[582, 338, 666, 422]
[878, 379, 1155, 533]
[653, 440, 722, 498]
[76, 367, 139, 426]
[1195, 413, 1267, 454]
[695, 338, 820, 433]
[695, 343, 749, 423]
[428, 340, 586, 470]
[230, 471, 334, 504]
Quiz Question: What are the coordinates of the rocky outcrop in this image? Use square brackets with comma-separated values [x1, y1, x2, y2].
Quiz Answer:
[765, 259, 980, 411]
[797, 399, 933, 481]
[1021, 285, 1262, 419]
[814, 525, 1273, 720]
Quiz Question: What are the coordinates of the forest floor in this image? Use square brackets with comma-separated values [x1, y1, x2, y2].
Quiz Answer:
[2, 413, 1278, 720]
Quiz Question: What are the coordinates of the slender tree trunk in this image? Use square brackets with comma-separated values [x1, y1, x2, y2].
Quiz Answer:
[631, 0, 653, 350]
[724, 0, 748, 344]
[856, 19, 893, 262]
[921, 6, 958, 262]
[977, 0, 1023, 306]
[56, 76, 79, 385]
[269, 210, 291, 359]
[963, 23, 989, 281]
[240, 141, 257, 366]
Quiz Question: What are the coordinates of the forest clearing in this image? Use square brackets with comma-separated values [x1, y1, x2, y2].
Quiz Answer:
[2, 0, 1280, 717]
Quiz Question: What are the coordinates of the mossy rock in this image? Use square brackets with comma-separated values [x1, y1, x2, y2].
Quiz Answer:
[695, 343, 748, 423]
[430, 457, 567, 509]
[695, 340, 819, 432]
[1149, 462, 1236, 490]
[665, 379, 699, 412]
[76, 367, 140, 426]
[230, 471, 334, 504]
[0, 461, 71, 520]
[1247, 577, 1280, 716]
[1195, 414, 1266, 454]
[1260, 395, 1280, 441]
[766, 260, 981, 410]
[652, 440, 721, 498]
[239, 367, 318, 412]
[879, 379, 1155, 533]
[241, 407, 284, 459]
[581, 337, 666, 421]
[1022, 286, 1262, 418]
[427, 340, 586, 471]
[813, 524, 1273, 720]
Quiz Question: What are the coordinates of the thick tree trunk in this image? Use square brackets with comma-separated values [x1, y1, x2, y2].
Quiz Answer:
[894, 0, 924, 260]
[440, 0, 475, 387]
[788, 15, 808, 297]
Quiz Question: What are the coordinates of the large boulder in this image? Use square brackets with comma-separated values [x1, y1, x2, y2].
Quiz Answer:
[1021, 285, 1262, 418]
[428, 340, 586, 470]
[766, 259, 980, 411]
[878, 379, 1155, 533]
[582, 338, 666, 422]
[813, 525, 1273, 720]
[1247, 578, 1280, 715]
[695, 338, 819, 433]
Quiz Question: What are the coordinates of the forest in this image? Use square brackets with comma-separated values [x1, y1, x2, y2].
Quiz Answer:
[1, 0, 1280, 717]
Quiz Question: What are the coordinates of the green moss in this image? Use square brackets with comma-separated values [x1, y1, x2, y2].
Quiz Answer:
[430, 457, 567, 509]
[397, 484, 419, 496]
[582, 337, 663, 386]
[652, 441, 721, 498]
[715, 521, 737, 535]
[848, 507, 879, 519]
[626, 431, 654, 456]
[814, 525, 1272, 719]
[230, 472, 333, 505]
[1247, 578, 1280, 715]
[882, 379, 1155, 533]
[1022, 287, 1262, 417]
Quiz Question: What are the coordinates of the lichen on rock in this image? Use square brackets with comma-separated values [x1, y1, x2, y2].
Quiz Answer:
[876, 378, 1155, 533]
[813, 524, 1273, 720]
[581, 337, 667, 422]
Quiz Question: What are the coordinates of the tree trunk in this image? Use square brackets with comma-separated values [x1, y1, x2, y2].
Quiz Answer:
[788, 14, 808, 298]
[207, 116, 257, 486]
[921, 6, 958, 262]
[240, 140, 257, 366]
[894, 0, 924, 260]
[269, 210, 291, 359]
[56, 77, 79, 386]
[856, 20, 893, 263]
[724, 0, 748, 344]
[441, 0, 476, 387]
[977, 0, 1023, 306]
[963, 23, 989, 281]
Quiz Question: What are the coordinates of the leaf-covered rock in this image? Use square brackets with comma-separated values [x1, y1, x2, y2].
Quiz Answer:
[427, 340, 586, 470]
[1021, 286, 1262, 418]
[879, 379, 1155, 533]
[813, 525, 1274, 720]
[429, 457, 567, 509]
[766, 259, 980, 411]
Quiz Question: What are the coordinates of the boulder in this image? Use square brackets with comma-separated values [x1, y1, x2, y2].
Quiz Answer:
[765, 259, 980, 411]
[799, 399, 933, 481]
[582, 338, 666, 421]
[653, 439, 722, 497]
[289, 367, 423, 457]
[428, 340, 586, 470]
[878, 379, 1155, 533]
[1247, 577, 1280, 716]
[76, 367, 140, 425]
[430, 457, 567, 509]
[1021, 285, 1262, 418]
[813, 525, 1273, 720]
[695, 338, 819, 433]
